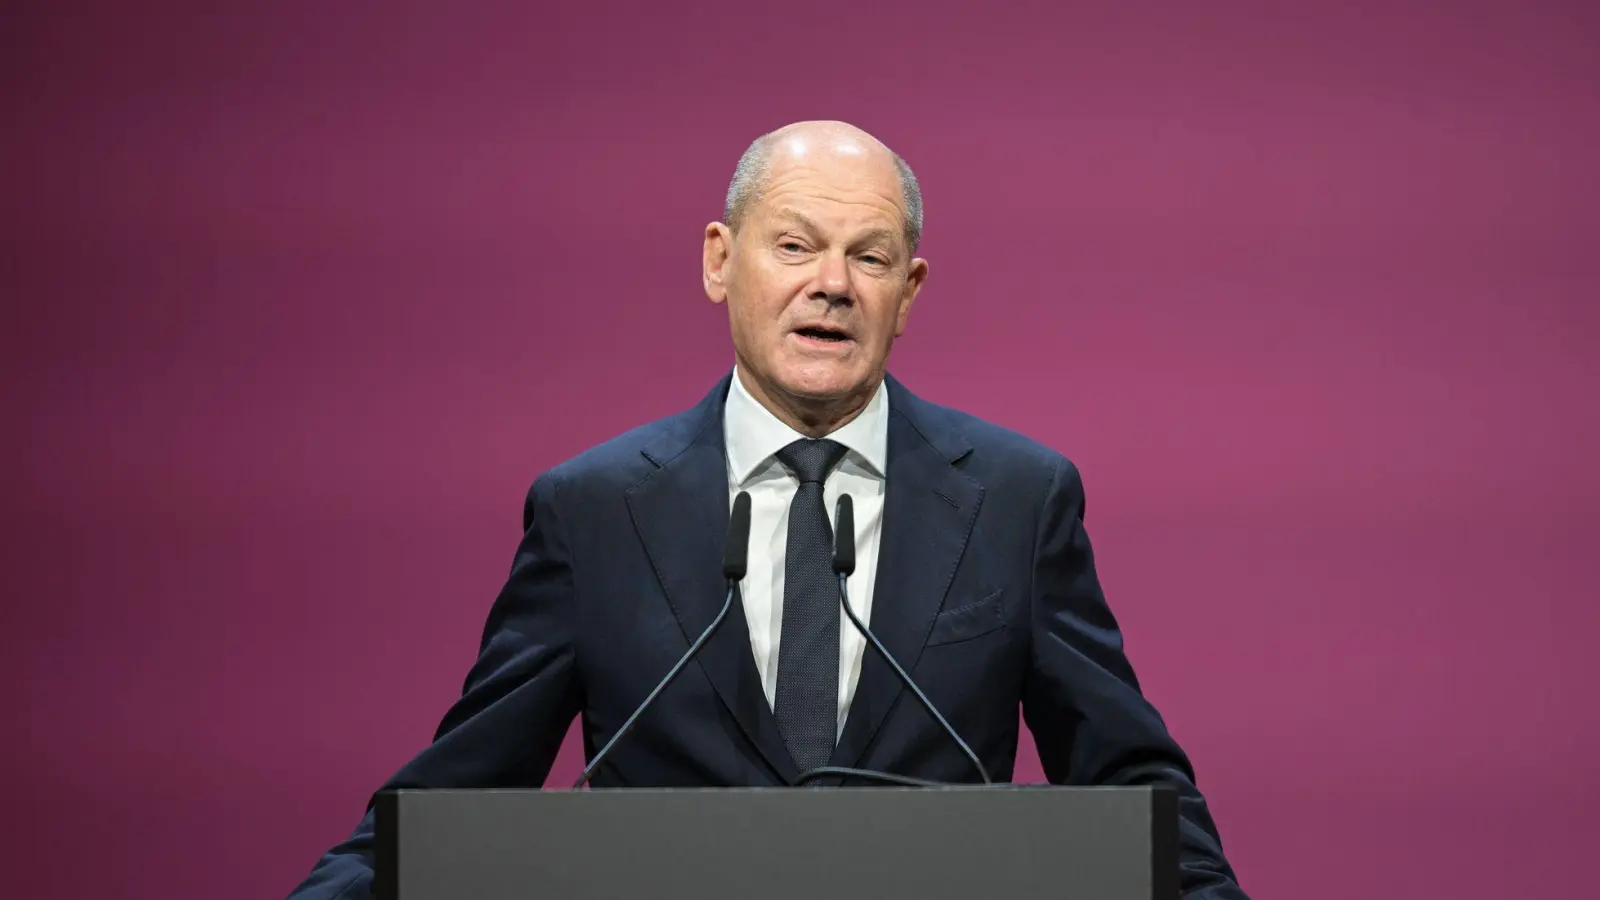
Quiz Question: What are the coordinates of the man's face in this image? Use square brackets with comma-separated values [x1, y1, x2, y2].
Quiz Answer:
[703, 137, 927, 419]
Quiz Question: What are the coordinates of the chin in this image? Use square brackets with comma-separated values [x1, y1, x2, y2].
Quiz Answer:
[774, 362, 866, 402]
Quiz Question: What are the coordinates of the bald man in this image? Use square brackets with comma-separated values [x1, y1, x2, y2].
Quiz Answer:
[288, 121, 1249, 900]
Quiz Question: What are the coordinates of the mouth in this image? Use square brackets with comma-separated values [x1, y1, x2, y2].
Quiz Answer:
[792, 324, 853, 345]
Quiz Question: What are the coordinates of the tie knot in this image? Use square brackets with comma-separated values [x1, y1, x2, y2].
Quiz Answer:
[774, 438, 849, 485]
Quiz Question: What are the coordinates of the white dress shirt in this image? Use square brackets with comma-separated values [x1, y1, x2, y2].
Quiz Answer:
[723, 367, 887, 737]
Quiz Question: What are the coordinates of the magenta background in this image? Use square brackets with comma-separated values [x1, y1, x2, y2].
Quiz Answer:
[4, 1, 1597, 897]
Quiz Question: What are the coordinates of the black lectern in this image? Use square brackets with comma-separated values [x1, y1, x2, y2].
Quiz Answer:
[374, 785, 1177, 899]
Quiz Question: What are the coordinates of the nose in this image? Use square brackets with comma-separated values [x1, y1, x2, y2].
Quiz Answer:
[808, 250, 853, 306]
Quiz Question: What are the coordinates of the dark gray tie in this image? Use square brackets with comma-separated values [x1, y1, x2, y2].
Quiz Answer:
[772, 437, 850, 773]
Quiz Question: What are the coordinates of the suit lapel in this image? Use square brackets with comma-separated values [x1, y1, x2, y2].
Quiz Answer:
[830, 379, 983, 773]
[624, 376, 800, 785]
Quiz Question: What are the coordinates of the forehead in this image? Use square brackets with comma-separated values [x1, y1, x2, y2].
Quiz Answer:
[752, 154, 906, 238]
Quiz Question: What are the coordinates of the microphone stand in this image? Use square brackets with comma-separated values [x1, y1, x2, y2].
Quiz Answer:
[572, 491, 753, 789]
[790, 767, 945, 788]
[572, 580, 740, 789]
[791, 496, 993, 788]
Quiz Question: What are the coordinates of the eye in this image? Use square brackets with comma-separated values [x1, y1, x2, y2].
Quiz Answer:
[860, 254, 887, 266]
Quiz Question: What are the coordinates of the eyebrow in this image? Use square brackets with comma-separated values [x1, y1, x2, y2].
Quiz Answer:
[772, 209, 821, 233]
[772, 209, 900, 249]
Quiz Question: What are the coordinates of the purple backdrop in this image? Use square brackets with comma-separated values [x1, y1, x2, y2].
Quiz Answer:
[4, 2, 1596, 898]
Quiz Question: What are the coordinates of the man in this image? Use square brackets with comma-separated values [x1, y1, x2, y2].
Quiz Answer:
[288, 120, 1249, 899]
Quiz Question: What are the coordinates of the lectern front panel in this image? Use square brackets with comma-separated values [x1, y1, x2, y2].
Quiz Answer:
[375, 785, 1177, 900]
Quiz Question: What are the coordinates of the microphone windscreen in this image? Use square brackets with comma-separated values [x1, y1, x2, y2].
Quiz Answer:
[722, 491, 753, 580]
[832, 493, 856, 575]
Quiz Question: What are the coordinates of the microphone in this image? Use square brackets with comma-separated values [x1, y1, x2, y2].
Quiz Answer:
[573, 491, 753, 788]
[791, 493, 994, 787]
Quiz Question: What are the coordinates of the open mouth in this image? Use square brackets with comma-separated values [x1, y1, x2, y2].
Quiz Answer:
[794, 326, 851, 343]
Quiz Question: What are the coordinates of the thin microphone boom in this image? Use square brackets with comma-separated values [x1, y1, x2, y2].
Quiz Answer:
[792, 494, 993, 787]
[573, 491, 753, 789]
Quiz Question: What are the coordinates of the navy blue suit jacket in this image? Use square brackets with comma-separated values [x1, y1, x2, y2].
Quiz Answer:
[289, 373, 1247, 899]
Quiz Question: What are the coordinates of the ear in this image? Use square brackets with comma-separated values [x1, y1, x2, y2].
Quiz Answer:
[893, 257, 929, 337]
[703, 222, 733, 304]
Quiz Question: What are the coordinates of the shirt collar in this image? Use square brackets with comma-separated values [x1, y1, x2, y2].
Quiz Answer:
[724, 366, 889, 487]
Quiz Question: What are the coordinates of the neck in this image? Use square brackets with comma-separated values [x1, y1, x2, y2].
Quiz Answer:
[734, 365, 876, 438]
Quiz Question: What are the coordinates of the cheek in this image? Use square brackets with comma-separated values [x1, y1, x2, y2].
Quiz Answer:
[734, 295, 786, 337]
[862, 288, 908, 338]
[732, 275, 803, 331]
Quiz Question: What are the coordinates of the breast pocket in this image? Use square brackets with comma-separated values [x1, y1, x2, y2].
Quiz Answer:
[925, 589, 1005, 647]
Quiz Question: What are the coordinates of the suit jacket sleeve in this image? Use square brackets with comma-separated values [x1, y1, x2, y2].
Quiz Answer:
[1021, 455, 1249, 900]
[287, 472, 583, 900]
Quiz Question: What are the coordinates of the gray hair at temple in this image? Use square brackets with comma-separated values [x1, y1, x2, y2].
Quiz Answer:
[722, 131, 925, 255]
